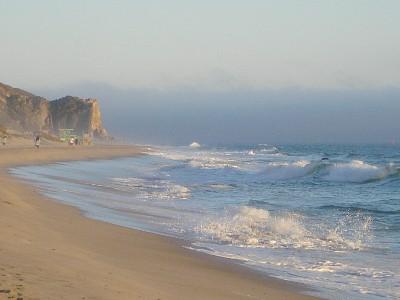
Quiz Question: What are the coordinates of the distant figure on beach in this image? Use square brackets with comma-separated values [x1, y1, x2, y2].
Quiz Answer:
[74, 137, 78, 146]
[34, 135, 40, 149]
[2, 135, 7, 146]
[69, 137, 75, 146]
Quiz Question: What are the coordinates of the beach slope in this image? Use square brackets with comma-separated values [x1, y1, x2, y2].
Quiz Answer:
[0, 145, 317, 300]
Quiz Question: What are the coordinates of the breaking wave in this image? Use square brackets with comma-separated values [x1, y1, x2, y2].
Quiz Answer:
[197, 206, 372, 251]
[261, 160, 317, 180]
[153, 145, 400, 183]
[259, 159, 399, 183]
[249, 145, 282, 155]
[153, 150, 244, 170]
[153, 144, 286, 171]
[259, 145, 280, 154]
[323, 160, 399, 183]
[153, 147, 400, 183]
[189, 142, 201, 148]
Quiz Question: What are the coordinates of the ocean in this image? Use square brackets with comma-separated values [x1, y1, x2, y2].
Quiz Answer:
[11, 144, 400, 299]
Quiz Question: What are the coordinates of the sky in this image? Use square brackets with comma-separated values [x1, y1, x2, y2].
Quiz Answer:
[1, 1, 399, 144]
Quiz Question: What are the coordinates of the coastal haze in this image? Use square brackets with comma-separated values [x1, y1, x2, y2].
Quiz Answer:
[1, 1, 400, 145]
[1, 2, 400, 300]
[38, 84, 400, 145]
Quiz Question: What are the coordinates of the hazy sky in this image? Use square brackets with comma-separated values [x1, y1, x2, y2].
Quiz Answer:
[1, 0, 399, 90]
[1, 1, 400, 144]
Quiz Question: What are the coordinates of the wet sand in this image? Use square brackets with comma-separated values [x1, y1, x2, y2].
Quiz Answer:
[0, 144, 318, 300]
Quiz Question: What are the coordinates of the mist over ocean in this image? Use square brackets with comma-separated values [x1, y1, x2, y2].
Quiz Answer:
[12, 143, 400, 299]
[36, 85, 400, 146]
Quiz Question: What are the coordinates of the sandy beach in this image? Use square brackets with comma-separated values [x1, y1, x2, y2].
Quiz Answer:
[0, 144, 318, 300]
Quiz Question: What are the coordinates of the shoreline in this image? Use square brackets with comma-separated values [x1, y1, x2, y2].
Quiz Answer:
[0, 145, 318, 299]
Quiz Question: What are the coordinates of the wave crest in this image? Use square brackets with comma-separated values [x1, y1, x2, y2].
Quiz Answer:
[189, 142, 201, 148]
[262, 160, 316, 180]
[260, 159, 399, 183]
[197, 207, 372, 251]
[324, 160, 399, 183]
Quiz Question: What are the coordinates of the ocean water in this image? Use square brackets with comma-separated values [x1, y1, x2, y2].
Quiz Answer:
[11, 144, 400, 299]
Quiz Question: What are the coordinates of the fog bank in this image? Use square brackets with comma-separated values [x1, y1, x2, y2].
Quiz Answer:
[36, 83, 400, 145]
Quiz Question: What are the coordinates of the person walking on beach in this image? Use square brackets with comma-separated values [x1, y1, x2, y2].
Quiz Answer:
[34, 135, 40, 149]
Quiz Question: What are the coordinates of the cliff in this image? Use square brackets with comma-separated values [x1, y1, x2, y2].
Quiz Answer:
[0, 82, 51, 133]
[49, 96, 108, 138]
[0, 82, 108, 138]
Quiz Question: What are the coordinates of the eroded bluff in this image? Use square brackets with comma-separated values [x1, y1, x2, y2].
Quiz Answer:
[0, 82, 51, 133]
[50, 96, 107, 138]
[0, 82, 108, 138]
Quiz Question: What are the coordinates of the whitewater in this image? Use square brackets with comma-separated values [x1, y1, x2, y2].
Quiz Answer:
[11, 144, 400, 299]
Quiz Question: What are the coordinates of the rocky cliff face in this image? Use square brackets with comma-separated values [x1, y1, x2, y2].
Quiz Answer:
[0, 82, 51, 132]
[49, 96, 108, 138]
[0, 82, 108, 138]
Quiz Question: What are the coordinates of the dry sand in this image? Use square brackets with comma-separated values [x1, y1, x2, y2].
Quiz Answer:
[0, 144, 319, 300]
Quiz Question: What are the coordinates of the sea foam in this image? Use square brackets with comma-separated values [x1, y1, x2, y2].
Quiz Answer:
[197, 206, 372, 251]
[261, 160, 316, 180]
[324, 160, 399, 183]
[112, 177, 191, 200]
[189, 142, 201, 148]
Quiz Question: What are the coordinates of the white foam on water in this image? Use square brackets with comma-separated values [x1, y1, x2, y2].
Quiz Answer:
[324, 160, 398, 183]
[189, 142, 201, 148]
[259, 145, 280, 154]
[152, 144, 287, 172]
[197, 206, 373, 251]
[156, 149, 400, 183]
[112, 177, 191, 200]
[191, 243, 399, 299]
[188, 157, 240, 169]
[194, 207, 396, 300]
[206, 183, 235, 190]
[153, 149, 244, 170]
[262, 160, 316, 180]
[248, 150, 256, 156]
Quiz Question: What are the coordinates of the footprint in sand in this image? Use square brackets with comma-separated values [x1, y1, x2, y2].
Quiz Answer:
[0, 269, 24, 300]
